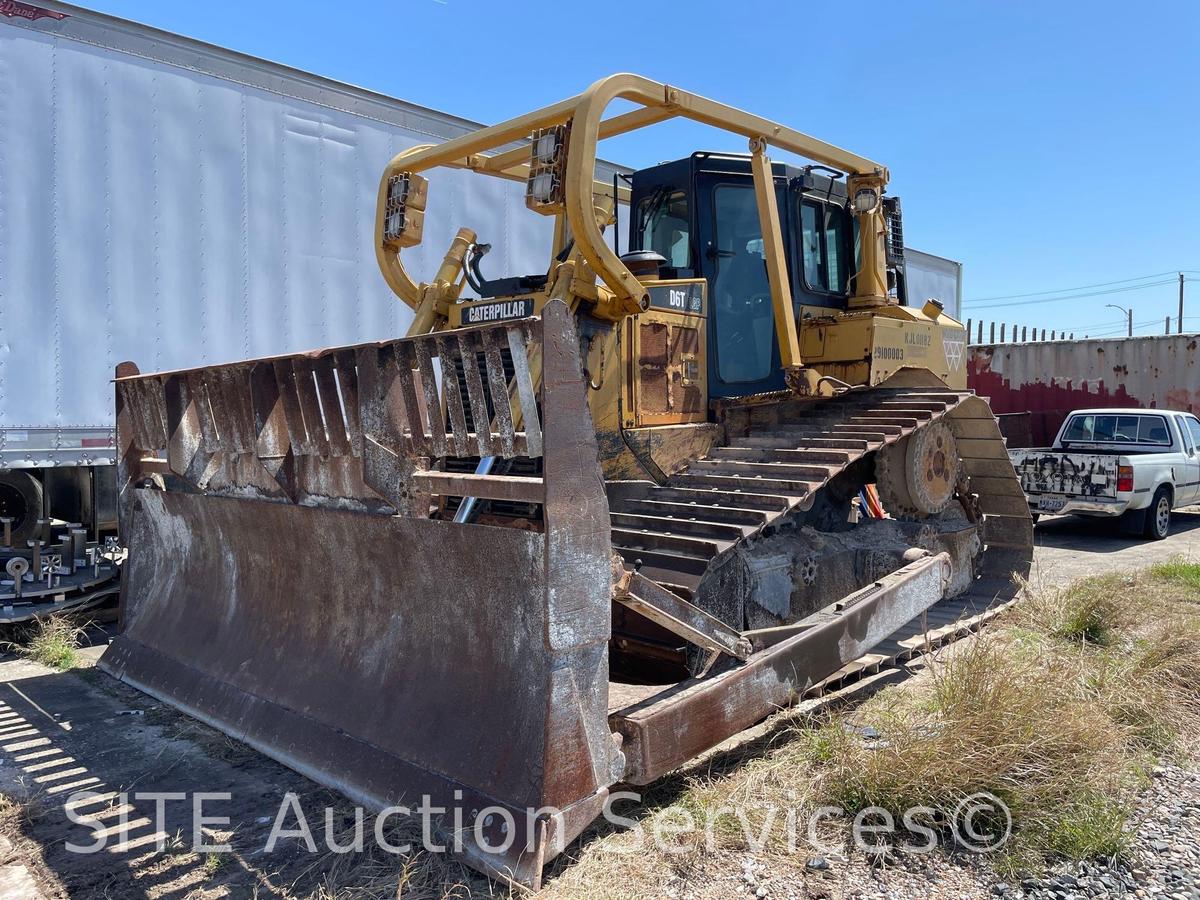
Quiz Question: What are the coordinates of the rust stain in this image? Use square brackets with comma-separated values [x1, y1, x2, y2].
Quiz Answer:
[968, 335, 1199, 447]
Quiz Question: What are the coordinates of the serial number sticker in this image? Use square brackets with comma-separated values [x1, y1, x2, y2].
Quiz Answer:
[461, 299, 534, 325]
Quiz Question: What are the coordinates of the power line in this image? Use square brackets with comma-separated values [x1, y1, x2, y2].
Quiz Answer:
[966, 270, 1182, 304]
[966, 278, 1184, 311]
[1077, 318, 1175, 338]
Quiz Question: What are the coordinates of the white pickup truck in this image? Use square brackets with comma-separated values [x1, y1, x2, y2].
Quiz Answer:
[1008, 408, 1200, 540]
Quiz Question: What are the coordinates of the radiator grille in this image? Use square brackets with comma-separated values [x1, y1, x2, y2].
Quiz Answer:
[883, 196, 904, 267]
[443, 347, 541, 522]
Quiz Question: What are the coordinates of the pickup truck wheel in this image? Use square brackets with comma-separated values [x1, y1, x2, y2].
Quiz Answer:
[1145, 487, 1172, 540]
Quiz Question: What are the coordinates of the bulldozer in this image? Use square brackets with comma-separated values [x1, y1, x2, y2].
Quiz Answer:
[100, 74, 1032, 887]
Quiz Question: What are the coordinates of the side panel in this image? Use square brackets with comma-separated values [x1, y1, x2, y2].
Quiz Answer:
[629, 281, 708, 427]
[0, 17, 553, 454]
[799, 314, 968, 390]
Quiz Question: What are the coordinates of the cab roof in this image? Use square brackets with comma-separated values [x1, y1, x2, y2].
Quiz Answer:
[1067, 408, 1182, 417]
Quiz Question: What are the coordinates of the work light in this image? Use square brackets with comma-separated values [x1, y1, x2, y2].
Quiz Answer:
[382, 172, 428, 248]
[852, 186, 880, 214]
[525, 124, 569, 213]
[528, 171, 557, 204]
[534, 129, 561, 165]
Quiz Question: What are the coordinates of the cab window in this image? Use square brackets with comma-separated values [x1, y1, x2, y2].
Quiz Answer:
[799, 199, 849, 294]
[1063, 415, 1094, 442]
[712, 184, 774, 383]
[1186, 416, 1200, 450]
[1062, 413, 1170, 444]
[638, 190, 690, 268]
[1137, 417, 1171, 445]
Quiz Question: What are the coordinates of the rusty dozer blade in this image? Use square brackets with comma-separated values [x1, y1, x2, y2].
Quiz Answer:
[100, 300, 965, 889]
[101, 301, 618, 886]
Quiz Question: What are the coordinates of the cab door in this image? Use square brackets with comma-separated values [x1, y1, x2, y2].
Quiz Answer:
[696, 178, 786, 398]
[1179, 415, 1200, 504]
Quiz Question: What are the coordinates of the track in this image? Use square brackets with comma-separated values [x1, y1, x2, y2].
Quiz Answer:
[608, 379, 1034, 684]
[807, 580, 1023, 700]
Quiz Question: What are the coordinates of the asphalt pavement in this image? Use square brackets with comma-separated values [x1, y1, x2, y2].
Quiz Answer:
[1028, 505, 1200, 590]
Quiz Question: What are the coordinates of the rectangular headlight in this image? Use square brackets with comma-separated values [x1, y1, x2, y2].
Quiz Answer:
[525, 124, 569, 214]
[534, 130, 560, 165]
[382, 172, 428, 248]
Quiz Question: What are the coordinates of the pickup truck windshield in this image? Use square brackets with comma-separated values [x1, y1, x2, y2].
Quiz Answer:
[1062, 413, 1171, 446]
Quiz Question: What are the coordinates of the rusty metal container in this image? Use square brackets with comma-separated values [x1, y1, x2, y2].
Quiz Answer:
[968, 334, 1200, 447]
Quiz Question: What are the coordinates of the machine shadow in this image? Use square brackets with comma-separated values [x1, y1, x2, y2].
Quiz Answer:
[0, 665, 372, 899]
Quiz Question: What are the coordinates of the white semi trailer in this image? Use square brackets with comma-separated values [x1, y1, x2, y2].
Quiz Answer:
[0, 0, 626, 553]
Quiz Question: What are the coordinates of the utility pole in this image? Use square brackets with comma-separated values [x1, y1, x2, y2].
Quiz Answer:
[1180, 272, 1185, 334]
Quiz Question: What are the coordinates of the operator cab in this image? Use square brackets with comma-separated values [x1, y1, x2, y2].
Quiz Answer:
[628, 153, 906, 398]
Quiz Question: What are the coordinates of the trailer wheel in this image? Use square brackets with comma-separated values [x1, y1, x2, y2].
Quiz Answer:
[1144, 486, 1172, 541]
[0, 471, 44, 546]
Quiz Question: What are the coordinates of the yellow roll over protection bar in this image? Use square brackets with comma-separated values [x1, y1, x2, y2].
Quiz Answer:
[374, 73, 892, 367]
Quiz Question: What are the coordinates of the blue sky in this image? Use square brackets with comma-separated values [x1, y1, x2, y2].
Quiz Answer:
[81, 0, 1200, 337]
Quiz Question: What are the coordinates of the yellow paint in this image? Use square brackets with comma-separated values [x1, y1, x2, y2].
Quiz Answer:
[374, 73, 888, 319]
[798, 305, 969, 390]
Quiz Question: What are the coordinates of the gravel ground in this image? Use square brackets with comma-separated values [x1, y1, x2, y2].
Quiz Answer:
[990, 764, 1200, 900]
[630, 762, 1200, 900]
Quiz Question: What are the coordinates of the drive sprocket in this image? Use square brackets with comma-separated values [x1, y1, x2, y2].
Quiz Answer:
[875, 421, 961, 518]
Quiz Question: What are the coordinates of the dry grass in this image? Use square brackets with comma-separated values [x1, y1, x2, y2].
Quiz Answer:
[797, 565, 1200, 871]
[0, 777, 51, 833]
[279, 799, 504, 900]
[5, 616, 87, 670]
[803, 638, 1140, 866]
[542, 564, 1200, 891]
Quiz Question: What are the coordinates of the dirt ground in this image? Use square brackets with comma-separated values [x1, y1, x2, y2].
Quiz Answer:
[1, 507, 1197, 899]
